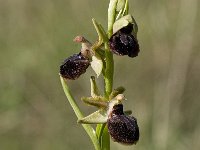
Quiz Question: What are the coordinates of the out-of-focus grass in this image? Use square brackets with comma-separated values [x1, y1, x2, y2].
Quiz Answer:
[0, 0, 200, 150]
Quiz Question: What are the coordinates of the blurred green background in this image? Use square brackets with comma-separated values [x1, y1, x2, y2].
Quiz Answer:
[0, 0, 200, 150]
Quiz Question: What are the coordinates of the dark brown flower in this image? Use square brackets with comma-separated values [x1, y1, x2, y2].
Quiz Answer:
[107, 104, 139, 145]
[109, 24, 140, 58]
[60, 53, 90, 80]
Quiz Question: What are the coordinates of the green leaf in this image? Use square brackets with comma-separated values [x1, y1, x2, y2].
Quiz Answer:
[96, 124, 106, 143]
[91, 54, 103, 77]
[78, 110, 108, 124]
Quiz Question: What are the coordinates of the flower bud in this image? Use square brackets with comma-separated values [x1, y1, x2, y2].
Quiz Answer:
[107, 104, 139, 145]
[60, 53, 90, 80]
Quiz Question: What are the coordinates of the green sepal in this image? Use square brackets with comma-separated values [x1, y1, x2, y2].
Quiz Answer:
[81, 97, 107, 108]
[91, 19, 107, 77]
[90, 76, 100, 97]
[91, 54, 103, 77]
[78, 110, 108, 124]
[92, 19, 107, 46]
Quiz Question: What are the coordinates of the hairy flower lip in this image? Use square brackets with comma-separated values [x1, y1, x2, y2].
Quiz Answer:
[119, 23, 133, 34]
[59, 53, 90, 80]
[107, 104, 139, 145]
[109, 24, 140, 58]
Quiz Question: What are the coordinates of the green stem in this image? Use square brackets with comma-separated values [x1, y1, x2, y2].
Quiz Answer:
[60, 76, 101, 150]
[104, 42, 114, 99]
[104, 0, 117, 99]
[99, 1, 118, 150]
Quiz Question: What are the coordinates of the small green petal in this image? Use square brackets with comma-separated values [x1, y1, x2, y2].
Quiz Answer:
[109, 86, 125, 100]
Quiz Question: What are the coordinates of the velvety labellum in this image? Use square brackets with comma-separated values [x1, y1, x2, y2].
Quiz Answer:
[108, 104, 139, 145]
[109, 24, 140, 58]
[60, 53, 90, 80]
